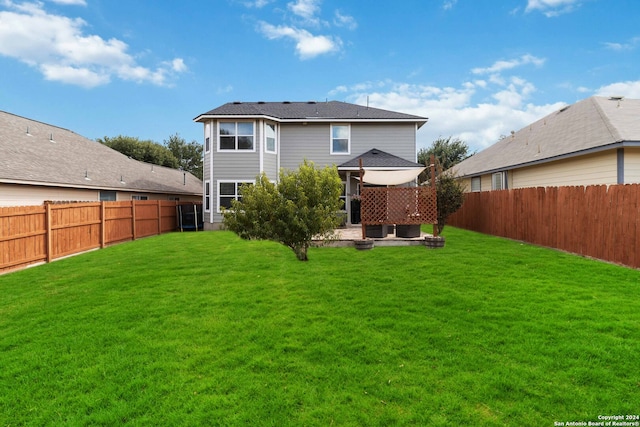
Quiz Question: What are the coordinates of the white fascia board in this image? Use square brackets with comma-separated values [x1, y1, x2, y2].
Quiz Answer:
[193, 114, 281, 123]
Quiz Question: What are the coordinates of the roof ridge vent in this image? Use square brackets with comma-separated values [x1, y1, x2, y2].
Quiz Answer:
[233, 101, 242, 104]
[307, 101, 316, 104]
[283, 101, 291, 104]
[257, 101, 265, 104]
[609, 96, 624, 101]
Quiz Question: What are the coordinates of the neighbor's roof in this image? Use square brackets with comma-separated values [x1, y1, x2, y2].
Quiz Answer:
[339, 148, 424, 170]
[0, 110, 202, 195]
[453, 96, 640, 177]
[194, 100, 428, 128]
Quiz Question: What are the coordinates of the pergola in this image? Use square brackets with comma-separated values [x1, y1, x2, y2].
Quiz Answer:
[358, 155, 438, 240]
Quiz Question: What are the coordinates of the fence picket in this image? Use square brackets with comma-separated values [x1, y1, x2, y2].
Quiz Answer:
[449, 184, 640, 270]
[1, 200, 200, 274]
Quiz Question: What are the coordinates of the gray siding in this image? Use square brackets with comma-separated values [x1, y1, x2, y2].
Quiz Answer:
[263, 152, 278, 180]
[352, 123, 417, 163]
[280, 122, 417, 170]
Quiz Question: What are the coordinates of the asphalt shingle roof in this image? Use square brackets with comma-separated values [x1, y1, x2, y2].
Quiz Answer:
[0, 111, 202, 195]
[453, 96, 640, 177]
[339, 148, 424, 169]
[194, 100, 427, 126]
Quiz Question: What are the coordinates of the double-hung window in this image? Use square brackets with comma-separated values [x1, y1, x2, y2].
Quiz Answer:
[265, 123, 276, 153]
[204, 181, 211, 211]
[218, 181, 252, 211]
[331, 124, 350, 154]
[492, 172, 507, 190]
[471, 176, 481, 192]
[219, 122, 254, 151]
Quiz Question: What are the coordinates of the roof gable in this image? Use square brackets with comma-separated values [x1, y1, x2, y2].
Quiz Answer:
[0, 111, 202, 195]
[339, 148, 423, 169]
[194, 101, 427, 127]
[454, 96, 640, 177]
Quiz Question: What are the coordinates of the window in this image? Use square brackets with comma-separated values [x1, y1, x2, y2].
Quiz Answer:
[331, 124, 350, 154]
[100, 190, 116, 201]
[471, 177, 481, 192]
[492, 172, 507, 190]
[205, 123, 211, 153]
[204, 181, 210, 211]
[132, 195, 148, 200]
[340, 182, 347, 210]
[265, 123, 276, 153]
[218, 181, 251, 211]
[219, 122, 254, 151]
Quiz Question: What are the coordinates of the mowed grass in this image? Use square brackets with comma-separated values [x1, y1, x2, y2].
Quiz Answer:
[1, 227, 639, 426]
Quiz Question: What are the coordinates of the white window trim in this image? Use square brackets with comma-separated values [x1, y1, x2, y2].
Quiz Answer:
[217, 180, 253, 213]
[217, 121, 256, 152]
[204, 122, 211, 153]
[330, 123, 351, 155]
[204, 180, 211, 212]
[492, 172, 507, 190]
[264, 122, 277, 154]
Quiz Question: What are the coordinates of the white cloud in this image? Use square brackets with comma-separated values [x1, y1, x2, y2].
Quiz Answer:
[472, 54, 545, 75]
[49, 0, 87, 5]
[288, 0, 320, 19]
[0, 1, 187, 88]
[333, 73, 562, 151]
[595, 81, 640, 99]
[258, 21, 340, 59]
[243, 0, 272, 7]
[443, 0, 457, 10]
[525, 0, 581, 17]
[603, 36, 640, 51]
[334, 10, 357, 30]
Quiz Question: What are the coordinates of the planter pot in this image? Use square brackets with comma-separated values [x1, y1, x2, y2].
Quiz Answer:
[396, 224, 421, 238]
[424, 236, 445, 249]
[354, 239, 374, 250]
[365, 224, 388, 238]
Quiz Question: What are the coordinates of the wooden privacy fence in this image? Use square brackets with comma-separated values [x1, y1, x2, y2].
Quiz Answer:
[448, 184, 640, 269]
[1, 200, 198, 274]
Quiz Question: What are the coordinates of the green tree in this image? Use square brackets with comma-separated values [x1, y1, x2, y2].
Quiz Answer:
[98, 135, 179, 169]
[222, 160, 343, 261]
[418, 136, 470, 235]
[434, 170, 465, 235]
[417, 136, 474, 182]
[165, 133, 203, 180]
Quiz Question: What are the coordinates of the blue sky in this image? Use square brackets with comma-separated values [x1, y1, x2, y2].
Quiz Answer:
[1, 0, 639, 152]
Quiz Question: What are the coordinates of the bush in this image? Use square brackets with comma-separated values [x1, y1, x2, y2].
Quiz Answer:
[223, 160, 343, 261]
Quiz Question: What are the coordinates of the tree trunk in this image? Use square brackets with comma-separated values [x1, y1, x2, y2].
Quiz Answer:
[292, 244, 308, 261]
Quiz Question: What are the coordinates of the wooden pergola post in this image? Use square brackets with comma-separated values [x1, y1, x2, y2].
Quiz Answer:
[430, 154, 438, 237]
[359, 158, 366, 240]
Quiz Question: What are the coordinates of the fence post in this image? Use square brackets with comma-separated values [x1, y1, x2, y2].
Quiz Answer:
[157, 200, 162, 236]
[100, 202, 106, 249]
[45, 202, 53, 263]
[131, 200, 137, 241]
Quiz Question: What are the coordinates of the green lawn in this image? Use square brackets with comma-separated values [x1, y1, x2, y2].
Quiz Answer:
[1, 227, 639, 426]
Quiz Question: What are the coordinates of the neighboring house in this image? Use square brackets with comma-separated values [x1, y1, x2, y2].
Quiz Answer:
[194, 101, 428, 229]
[0, 110, 202, 207]
[453, 96, 640, 192]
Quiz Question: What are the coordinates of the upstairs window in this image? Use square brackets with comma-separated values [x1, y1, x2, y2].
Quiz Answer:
[331, 124, 350, 154]
[219, 122, 254, 151]
[265, 123, 276, 153]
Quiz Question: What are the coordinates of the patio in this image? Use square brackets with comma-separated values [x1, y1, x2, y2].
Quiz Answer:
[313, 225, 434, 248]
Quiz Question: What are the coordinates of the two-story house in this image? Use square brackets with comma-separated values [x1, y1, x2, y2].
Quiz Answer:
[194, 101, 428, 229]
